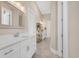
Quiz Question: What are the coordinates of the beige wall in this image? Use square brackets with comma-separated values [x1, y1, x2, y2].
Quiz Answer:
[50, 2, 58, 50]
[0, 2, 28, 35]
[68, 2, 79, 57]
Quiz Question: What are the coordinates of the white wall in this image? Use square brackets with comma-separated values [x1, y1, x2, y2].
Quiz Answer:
[50, 2, 58, 50]
[27, 6, 36, 36]
[46, 19, 51, 38]
[36, 1, 51, 14]
[68, 2, 79, 57]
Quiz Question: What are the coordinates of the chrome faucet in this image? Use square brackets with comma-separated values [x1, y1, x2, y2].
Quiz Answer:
[14, 32, 20, 37]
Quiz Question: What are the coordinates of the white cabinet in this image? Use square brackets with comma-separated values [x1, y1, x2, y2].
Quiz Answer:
[28, 37, 36, 57]
[20, 37, 36, 58]
[0, 43, 20, 58]
[20, 39, 29, 58]
[0, 36, 36, 58]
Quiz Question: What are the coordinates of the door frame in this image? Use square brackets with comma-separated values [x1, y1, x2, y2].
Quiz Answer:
[58, 1, 63, 57]
[62, 1, 69, 58]
[50, 1, 63, 57]
[49, 1, 69, 58]
[58, 1, 69, 58]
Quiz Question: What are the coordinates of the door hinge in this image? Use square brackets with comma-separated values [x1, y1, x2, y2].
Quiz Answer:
[61, 18, 63, 22]
[61, 49, 63, 58]
[61, 34, 63, 38]
[61, 49, 63, 53]
[62, 2, 63, 5]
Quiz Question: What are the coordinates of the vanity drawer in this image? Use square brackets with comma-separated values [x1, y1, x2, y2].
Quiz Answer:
[0, 43, 20, 58]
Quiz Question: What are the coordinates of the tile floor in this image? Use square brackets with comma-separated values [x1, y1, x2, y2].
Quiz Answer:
[32, 38, 59, 58]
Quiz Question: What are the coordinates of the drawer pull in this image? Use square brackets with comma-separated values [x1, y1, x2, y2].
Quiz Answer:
[4, 49, 14, 55]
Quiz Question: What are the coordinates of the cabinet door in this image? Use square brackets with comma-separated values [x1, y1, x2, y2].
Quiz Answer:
[0, 43, 20, 58]
[20, 39, 36, 58]
[28, 37, 36, 57]
[20, 40, 29, 58]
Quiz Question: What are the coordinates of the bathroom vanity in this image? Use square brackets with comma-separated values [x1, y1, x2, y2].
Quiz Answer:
[0, 2, 36, 58]
[0, 34, 36, 58]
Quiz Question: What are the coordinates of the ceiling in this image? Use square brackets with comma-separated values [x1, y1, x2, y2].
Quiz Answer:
[18, 1, 51, 21]
[36, 1, 51, 14]
[18, 1, 51, 14]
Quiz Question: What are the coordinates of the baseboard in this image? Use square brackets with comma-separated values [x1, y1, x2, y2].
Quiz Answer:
[50, 48, 62, 57]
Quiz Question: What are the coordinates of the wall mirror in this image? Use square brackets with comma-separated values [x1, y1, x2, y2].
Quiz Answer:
[1, 7, 12, 26]
[0, 2, 25, 28]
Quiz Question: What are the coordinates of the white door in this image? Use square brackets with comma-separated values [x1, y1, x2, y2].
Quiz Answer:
[62, 2, 68, 58]
[58, 2, 69, 58]
[58, 2, 63, 57]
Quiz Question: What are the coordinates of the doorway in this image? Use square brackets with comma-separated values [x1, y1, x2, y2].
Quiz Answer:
[50, 1, 68, 58]
[54, 2, 68, 58]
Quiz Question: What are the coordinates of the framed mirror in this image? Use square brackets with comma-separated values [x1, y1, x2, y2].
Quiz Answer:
[1, 7, 12, 26]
